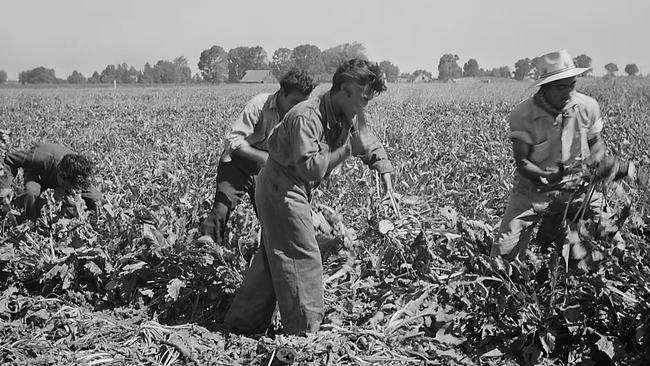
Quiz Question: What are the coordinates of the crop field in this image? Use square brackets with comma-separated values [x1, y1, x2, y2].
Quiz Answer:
[1, 78, 650, 365]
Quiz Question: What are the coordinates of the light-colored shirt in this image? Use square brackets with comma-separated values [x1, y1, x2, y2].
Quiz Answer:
[509, 92, 603, 189]
[266, 91, 393, 190]
[221, 92, 281, 162]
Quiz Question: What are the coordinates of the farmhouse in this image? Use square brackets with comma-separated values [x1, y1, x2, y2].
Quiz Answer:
[412, 73, 432, 83]
[239, 70, 277, 83]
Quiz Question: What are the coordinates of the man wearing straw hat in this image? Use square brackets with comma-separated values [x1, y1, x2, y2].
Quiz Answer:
[490, 49, 644, 262]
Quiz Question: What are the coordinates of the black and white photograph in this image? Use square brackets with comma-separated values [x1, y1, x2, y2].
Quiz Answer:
[1, 0, 649, 364]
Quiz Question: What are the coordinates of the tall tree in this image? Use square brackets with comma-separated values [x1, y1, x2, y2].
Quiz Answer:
[0, 70, 7, 84]
[573, 54, 592, 76]
[463, 58, 480, 77]
[530, 57, 542, 79]
[174, 56, 192, 83]
[624, 64, 639, 76]
[67, 70, 86, 84]
[99, 65, 118, 83]
[322, 42, 367, 74]
[198, 45, 228, 83]
[140, 62, 155, 83]
[114, 63, 138, 83]
[270, 48, 294, 79]
[513, 58, 533, 80]
[437, 54, 461, 82]
[152, 60, 188, 83]
[88, 71, 100, 84]
[379, 60, 400, 82]
[19, 67, 57, 84]
[291, 44, 325, 78]
[488, 66, 511, 78]
[604, 62, 618, 76]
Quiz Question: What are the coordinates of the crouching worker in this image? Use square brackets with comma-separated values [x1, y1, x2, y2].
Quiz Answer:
[4, 143, 103, 222]
[224, 59, 396, 335]
[0, 164, 14, 214]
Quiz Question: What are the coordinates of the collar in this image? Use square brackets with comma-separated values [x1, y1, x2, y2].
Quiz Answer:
[532, 92, 578, 120]
[321, 91, 349, 131]
[266, 91, 279, 111]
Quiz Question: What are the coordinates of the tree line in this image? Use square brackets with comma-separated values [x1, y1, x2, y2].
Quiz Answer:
[0, 42, 644, 85]
[436, 54, 642, 82]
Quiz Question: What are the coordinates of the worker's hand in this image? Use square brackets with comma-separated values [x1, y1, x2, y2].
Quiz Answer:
[584, 152, 604, 169]
[330, 142, 352, 167]
[592, 156, 618, 181]
[380, 172, 393, 194]
[199, 213, 222, 246]
[542, 163, 564, 184]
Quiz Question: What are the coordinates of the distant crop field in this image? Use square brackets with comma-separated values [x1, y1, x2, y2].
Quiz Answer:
[1, 78, 650, 365]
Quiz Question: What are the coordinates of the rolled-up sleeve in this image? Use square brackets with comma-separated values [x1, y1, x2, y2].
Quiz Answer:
[227, 100, 263, 147]
[350, 113, 393, 174]
[289, 116, 331, 182]
[4, 150, 31, 176]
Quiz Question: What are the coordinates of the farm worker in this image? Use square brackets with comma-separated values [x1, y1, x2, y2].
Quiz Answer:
[4, 143, 103, 221]
[0, 129, 14, 208]
[0, 164, 13, 209]
[224, 59, 395, 335]
[199, 69, 317, 245]
[490, 50, 639, 262]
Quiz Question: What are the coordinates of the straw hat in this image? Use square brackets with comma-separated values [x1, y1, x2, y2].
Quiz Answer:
[533, 50, 590, 87]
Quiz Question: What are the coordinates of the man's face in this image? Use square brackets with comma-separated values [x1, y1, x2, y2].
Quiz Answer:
[278, 91, 309, 117]
[343, 82, 375, 118]
[56, 173, 76, 193]
[543, 77, 576, 110]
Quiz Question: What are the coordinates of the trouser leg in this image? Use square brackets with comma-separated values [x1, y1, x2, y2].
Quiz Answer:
[20, 181, 44, 221]
[256, 170, 323, 334]
[200, 158, 257, 245]
[266, 189, 323, 334]
[224, 167, 324, 335]
[223, 239, 277, 335]
[492, 189, 543, 262]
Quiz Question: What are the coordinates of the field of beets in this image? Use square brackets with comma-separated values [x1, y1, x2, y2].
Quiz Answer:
[1, 77, 650, 365]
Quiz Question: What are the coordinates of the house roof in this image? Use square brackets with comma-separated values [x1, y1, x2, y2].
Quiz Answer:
[240, 70, 276, 83]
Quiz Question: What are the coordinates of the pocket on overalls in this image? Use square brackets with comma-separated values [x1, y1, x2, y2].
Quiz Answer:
[530, 140, 550, 163]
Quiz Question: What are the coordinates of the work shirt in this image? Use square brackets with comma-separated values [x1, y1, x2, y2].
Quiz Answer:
[221, 92, 281, 162]
[4, 143, 74, 189]
[509, 92, 603, 190]
[266, 91, 393, 191]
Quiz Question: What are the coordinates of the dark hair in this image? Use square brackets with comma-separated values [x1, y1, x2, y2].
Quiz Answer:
[57, 154, 94, 189]
[280, 69, 317, 96]
[331, 59, 387, 95]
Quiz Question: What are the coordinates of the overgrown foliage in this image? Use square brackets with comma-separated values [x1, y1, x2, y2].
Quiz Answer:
[0, 78, 649, 365]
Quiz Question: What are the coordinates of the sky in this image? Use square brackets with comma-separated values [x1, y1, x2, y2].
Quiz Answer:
[1, 0, 649, 80]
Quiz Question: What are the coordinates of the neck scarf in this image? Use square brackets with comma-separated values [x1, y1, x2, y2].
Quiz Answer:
[534, 91, 563, 117]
